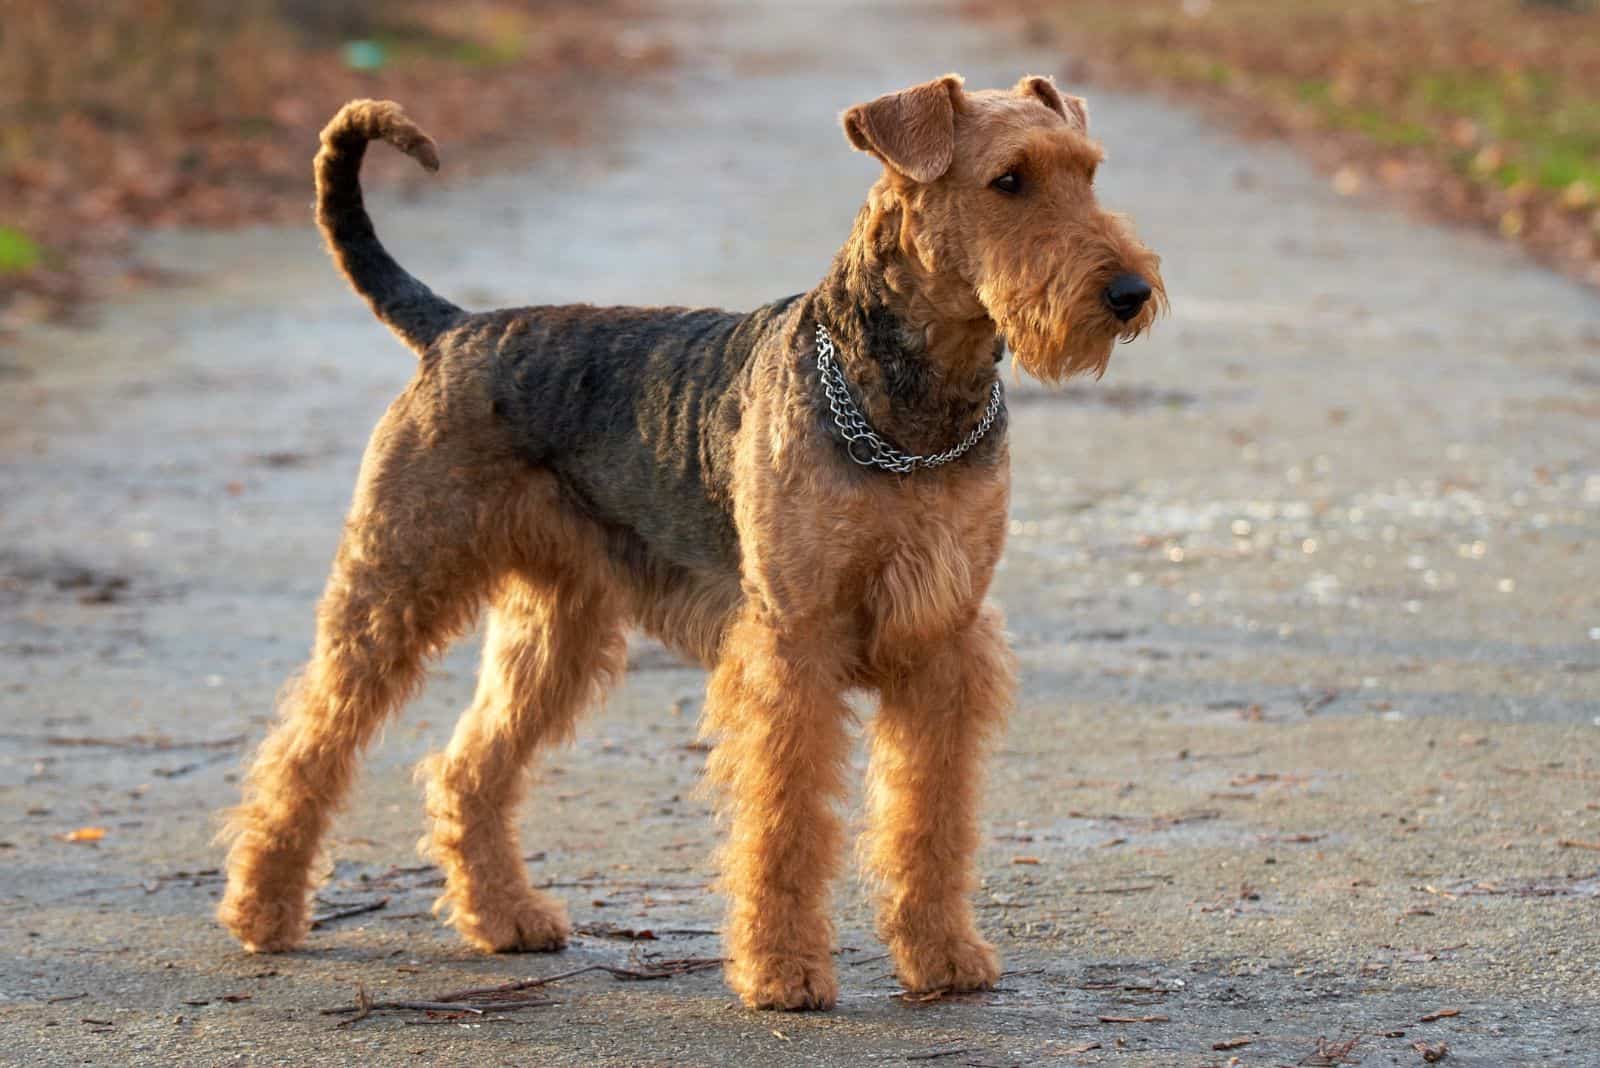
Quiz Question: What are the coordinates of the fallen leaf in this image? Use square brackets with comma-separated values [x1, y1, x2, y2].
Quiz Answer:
[1418, 1008, 1459, 1022]
[61, 827, 107, 843]
[1562, 180, 1595, 210]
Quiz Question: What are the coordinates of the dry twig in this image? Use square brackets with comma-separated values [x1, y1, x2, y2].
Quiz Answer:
[310, 896, 389, 929]
[321, 956, 724, 1025]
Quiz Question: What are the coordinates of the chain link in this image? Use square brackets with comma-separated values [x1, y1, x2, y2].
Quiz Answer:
[814, 323, 1004, 475]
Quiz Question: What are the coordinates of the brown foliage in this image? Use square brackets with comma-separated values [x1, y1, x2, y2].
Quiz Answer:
[0, 0, 670, 323]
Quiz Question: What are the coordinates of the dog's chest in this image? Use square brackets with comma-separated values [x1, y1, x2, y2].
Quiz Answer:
[860, 473, 1007, 647]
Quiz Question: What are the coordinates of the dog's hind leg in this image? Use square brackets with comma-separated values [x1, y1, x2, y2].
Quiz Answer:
[419, 571, 626, 952]
[216, 400, 511, 953]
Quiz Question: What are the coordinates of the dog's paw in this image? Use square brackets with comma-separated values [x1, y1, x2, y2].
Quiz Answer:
[448, 893, 570, 954]
[729, 954, 838, 1011]
[892, 931, 1001, 994]
[216, 889, 309, 954]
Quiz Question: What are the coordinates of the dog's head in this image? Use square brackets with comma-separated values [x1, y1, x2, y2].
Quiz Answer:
[843, 74, 1165, 382]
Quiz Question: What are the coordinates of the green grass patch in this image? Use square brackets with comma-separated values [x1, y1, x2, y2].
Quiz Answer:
[1296, 79, 1331, 104]
[1535, 145, 1597, 189]
[1348, 109, 1433, 148]
[0, 227, 41, 274]
[1408, 71, 1600, 190]
[1138, 49, 1236, 89]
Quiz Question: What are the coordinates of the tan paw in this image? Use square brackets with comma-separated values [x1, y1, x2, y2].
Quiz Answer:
[216, 888, 309, 954]
[448, 894, 570, 954]
[729, 954, 839, 1011]
[893, 932, 1001, 994]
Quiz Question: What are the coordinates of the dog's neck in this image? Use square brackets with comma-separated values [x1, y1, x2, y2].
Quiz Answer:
[808, 189, 1003, 459]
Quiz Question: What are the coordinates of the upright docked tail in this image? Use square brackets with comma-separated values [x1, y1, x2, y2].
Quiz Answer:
[314, 100, 462, 353]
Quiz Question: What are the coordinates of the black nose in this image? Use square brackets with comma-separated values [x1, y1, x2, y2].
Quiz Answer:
[1104, 273, 1152, 322]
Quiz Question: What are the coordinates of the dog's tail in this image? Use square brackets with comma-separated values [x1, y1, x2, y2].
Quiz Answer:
[315, 100, 462, 353]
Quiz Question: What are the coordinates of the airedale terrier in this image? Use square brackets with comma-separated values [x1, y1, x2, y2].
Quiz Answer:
[217, 74, 1163, 1011]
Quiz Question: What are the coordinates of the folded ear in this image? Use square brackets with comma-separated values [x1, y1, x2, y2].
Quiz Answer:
[1015, 75, 1089, 133]
[841, 74, 965, 183]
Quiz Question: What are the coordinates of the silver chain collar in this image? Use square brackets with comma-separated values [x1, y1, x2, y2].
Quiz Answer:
[814, 323, 1004, 475]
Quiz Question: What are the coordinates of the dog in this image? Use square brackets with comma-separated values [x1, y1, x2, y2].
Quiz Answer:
[216, 73, 1163, 1011]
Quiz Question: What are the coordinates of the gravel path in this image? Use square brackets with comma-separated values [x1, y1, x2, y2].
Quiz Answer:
[2, 1, 1597, 1064]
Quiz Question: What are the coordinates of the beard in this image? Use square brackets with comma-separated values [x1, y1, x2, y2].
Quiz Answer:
[976, 229, 1164, 384]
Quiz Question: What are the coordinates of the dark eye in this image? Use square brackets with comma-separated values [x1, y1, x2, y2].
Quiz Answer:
[990, 171, 1022, 195]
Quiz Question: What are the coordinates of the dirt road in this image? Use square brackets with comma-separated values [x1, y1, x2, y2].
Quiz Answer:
[3, 1, 1597, 1064]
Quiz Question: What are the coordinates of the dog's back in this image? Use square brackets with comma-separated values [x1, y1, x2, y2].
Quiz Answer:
[457, 296, 797, 575]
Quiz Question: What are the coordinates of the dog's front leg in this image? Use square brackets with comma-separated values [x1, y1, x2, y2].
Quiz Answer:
[864, 602, 1013, 994]
[702, 612, 851, 1011]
